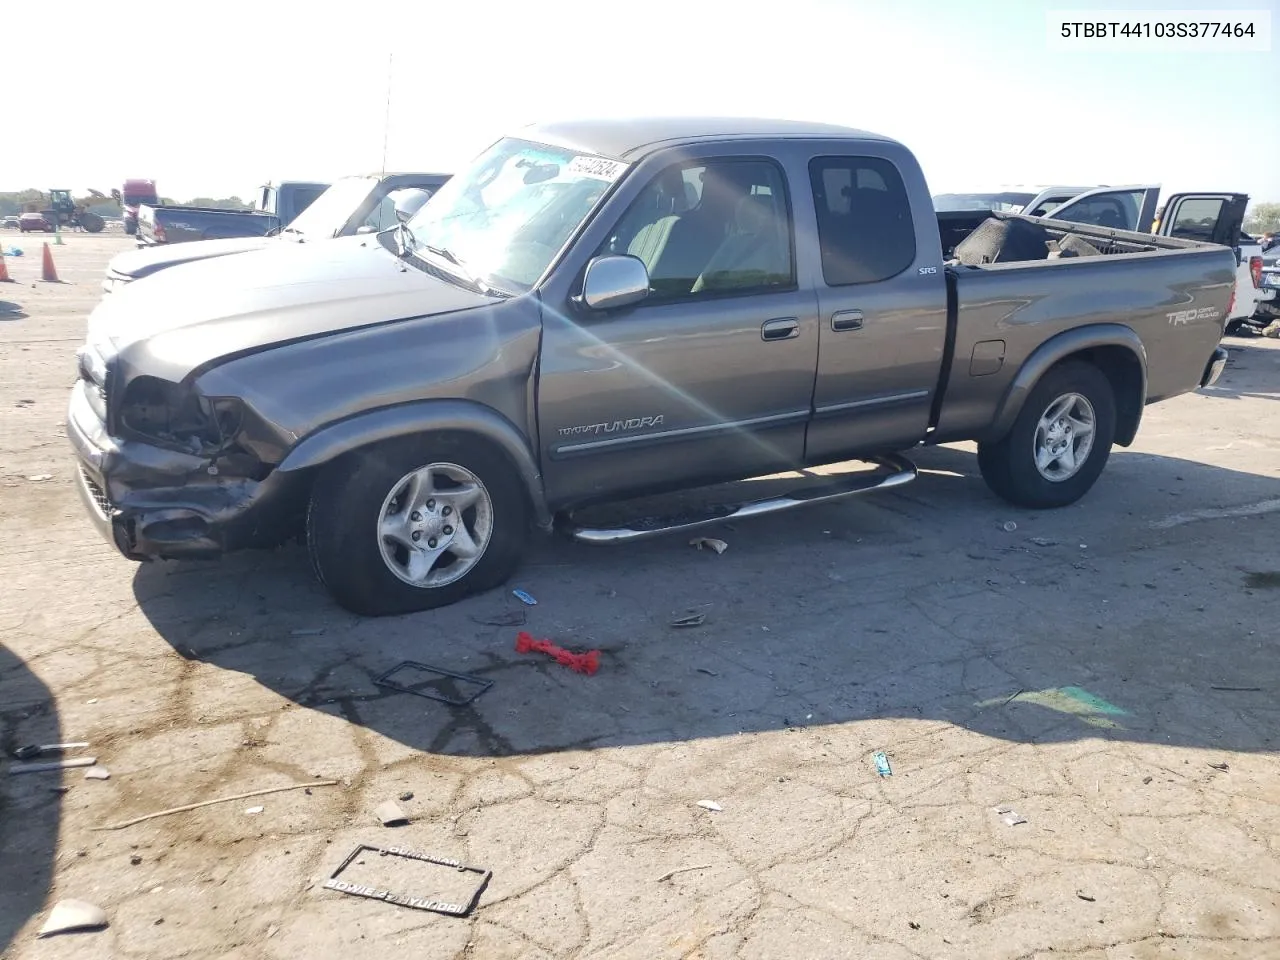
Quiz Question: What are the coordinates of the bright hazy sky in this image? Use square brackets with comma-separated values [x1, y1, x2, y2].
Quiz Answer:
[7, 0, 1278, 205]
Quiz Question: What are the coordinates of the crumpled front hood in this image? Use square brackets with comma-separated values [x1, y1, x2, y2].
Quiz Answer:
[88, 234, 498, 383]
[108, 235, 278, 280]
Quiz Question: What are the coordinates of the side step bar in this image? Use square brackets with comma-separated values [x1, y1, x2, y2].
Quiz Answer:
[562, 454, 918, 545]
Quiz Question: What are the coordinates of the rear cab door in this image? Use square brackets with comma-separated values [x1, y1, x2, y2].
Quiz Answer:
[1157, 193, 1256, 321]
[1157, 192, 1249, 246]
[536, 140, 821, 507]
[802, 141, 950, 462]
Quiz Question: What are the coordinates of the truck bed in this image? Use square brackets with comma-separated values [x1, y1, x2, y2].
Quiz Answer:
[930, 213, 1236, 444]
[137, 204, 277, 246]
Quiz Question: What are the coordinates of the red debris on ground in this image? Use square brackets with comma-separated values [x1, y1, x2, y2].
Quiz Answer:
[514, 631, 601, 675]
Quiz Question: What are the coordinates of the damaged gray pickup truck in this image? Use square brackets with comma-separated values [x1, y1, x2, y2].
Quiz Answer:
[69, 117, 1237, 616]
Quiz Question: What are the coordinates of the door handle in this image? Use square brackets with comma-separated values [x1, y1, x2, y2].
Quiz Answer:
[830, 310, 864, 332]
[761, 317, 799, 342]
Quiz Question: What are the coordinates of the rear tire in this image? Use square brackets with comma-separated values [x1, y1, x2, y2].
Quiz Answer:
[978, 361, 1116, 509]
[306, 435, 529, 616]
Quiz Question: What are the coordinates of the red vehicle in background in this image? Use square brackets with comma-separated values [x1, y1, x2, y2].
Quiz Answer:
[19, 212, 54, 233]
[113, 179, 159, 236]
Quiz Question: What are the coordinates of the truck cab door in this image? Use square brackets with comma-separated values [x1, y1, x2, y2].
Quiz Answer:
[1157, 193, 1250, 248]
[1046, 185, 1161, 233]
[536, 153, 820, 508]
[803, 148, 949, 463]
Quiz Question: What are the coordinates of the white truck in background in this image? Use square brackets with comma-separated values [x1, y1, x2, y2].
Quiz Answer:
[1251, 236, 1279, 326]
[937, 186, 1263, 333]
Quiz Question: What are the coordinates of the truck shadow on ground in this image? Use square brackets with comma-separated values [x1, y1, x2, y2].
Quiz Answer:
[0, 647, 59, 951]
[131, 445, 1279, 763]
[0, 300, 28, 320]
[1208, 338, 1280, 403]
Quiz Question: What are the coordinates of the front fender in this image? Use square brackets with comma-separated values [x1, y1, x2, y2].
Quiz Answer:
[984, 323, 1148, 444]
[276, 399, 551, 527]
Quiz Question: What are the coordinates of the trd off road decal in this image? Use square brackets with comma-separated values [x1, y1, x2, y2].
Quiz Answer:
[1166, 306, 1220, 325]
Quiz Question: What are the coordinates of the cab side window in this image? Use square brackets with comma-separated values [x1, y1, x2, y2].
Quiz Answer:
[1051, 189, 1144, 231]
[363, 195, 399, 232]
[596, 159, 795, 302]
[290, 187, 326, 218]
[808, 156, 916, 285]
[1166, 197, 1225, 242]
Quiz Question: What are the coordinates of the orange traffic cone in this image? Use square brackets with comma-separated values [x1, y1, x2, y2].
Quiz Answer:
[0, 248, 11, 283]
[41, 242, 60, 283]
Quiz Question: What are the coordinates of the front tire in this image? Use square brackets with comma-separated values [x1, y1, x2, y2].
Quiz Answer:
[978, 361, 1116, 509]
[306, 435, 529, 616]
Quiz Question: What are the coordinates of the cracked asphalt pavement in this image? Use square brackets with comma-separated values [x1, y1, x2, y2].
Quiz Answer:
[2, 235, 1278, 958]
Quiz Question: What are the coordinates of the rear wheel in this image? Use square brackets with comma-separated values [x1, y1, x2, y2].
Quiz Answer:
[306, 435, 529, 616]
[978, 361, 1116, 509]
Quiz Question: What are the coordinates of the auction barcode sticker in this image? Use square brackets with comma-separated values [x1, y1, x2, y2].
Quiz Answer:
[567, 156, 629, 182]
[1046, 9, 1272, 51]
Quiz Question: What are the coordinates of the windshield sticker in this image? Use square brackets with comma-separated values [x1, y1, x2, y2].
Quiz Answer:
[566, 156, 628, 182]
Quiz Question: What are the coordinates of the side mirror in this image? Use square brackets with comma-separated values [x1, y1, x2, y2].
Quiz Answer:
[581, 255, 650, 312]
[392, 188, 433, 223]
[356, 224, 377, 235]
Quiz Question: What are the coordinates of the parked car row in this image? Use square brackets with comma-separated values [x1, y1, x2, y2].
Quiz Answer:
[71, 118, 1239, 618]
[104, 172, 449, 291]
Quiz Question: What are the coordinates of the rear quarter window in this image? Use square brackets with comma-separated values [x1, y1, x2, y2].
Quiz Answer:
[808, 156, 916, 285]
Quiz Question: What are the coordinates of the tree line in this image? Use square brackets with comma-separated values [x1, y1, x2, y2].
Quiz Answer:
[1245, 203, 1279, 235]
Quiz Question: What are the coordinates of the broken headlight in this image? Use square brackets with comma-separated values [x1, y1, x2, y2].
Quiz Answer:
[120, 376, 245, 455]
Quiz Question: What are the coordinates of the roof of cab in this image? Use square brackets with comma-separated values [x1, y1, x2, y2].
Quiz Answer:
[517, 116, 895, 162]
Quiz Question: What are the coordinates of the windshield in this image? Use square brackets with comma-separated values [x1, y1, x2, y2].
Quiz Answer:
[933, 192, 1035, 213]
[282, 177, 377, 238]
[404, 137, 626, 295]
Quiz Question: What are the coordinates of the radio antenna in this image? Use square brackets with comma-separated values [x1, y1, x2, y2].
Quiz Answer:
[381, 53, 393, 177]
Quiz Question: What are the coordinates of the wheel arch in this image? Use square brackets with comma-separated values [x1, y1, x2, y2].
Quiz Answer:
[277, 400, 551, 527]
[984, 324, 1148, 447]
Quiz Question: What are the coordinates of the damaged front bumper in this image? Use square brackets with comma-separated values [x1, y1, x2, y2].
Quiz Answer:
[67, 384, 304, 561]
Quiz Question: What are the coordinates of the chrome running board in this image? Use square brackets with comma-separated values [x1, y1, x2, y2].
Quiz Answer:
[562, 454, 917, 545]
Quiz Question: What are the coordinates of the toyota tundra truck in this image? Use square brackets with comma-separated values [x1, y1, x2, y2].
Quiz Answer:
[69, 117, 1238, 616]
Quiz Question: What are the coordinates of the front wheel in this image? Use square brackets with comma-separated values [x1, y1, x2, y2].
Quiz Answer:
[306, 435, 529, 616]
[978, 361, 1116, 509]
